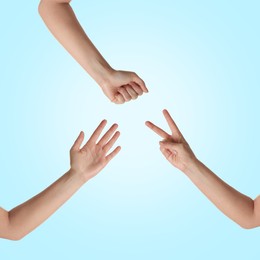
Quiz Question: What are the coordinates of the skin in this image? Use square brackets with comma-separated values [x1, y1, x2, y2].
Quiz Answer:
[146, 109, 260, 229]
[0, 120, 121, 240]
[38, 0, 148, 104]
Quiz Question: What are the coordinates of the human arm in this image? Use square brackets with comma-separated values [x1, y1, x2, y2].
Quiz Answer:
[146, 109, 260, 229]
[38, 0, 148, 104]
[0, 120, 121, 240]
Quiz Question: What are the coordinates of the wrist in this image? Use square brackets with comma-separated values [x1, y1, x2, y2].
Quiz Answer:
[67, 168, 90, 185]
[182, 158, 203, 177]
[93, 60, 115, 89]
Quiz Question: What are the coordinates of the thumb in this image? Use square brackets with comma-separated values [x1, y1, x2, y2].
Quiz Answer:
[159, 141, 178, 153]
[160, 145, 176, 164]
[112, 93, 125, 104]
[159, 141, 176, 150]
[71, 131, 85, 151]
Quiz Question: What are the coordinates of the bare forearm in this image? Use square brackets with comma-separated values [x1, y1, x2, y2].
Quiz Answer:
[38, 0, 113, 87]
[184, 160, 256, 228]
[8, 170, 86, 240]
[146, 110, 260, 229]
[1, 122, 120, 240]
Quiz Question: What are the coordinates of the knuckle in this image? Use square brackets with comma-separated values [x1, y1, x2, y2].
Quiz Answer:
[132, 73, 139, 80]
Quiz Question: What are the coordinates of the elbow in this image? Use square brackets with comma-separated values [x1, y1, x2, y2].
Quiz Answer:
[237, 220, 258, 230]
[239, 224, 252, 230]
[38, 1, 45, 17]
[38, 0, 72, 17]
[239, 224, 257, 230]
[2, 211, 29, 241]
[5, 226, 28, 241]
[3, 232, 27, 241]
[4, 216, 28, 241]
[8, 235, 25, 241]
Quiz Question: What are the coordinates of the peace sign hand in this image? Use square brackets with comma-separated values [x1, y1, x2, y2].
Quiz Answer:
[146, 109, 197, 173]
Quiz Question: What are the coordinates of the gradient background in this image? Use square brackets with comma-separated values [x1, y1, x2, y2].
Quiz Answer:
[1, 0, 260, 259]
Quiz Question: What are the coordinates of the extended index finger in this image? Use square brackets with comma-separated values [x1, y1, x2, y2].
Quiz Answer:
[145, 121, 171, 139]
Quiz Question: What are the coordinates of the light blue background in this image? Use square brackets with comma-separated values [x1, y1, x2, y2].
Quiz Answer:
[1, 0, 260, 259]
